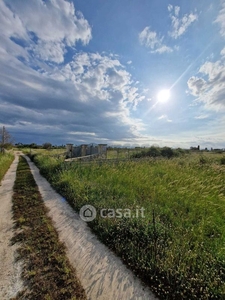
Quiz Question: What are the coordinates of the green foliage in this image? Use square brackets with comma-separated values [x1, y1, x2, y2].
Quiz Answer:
[220, 157, 225, 165]
[131, 146, 188, 159]
[30, 153, 225, 299]
[43, 142, 52, 149]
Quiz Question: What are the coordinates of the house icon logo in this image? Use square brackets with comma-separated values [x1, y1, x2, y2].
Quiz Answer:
[79, 205, 96, 222]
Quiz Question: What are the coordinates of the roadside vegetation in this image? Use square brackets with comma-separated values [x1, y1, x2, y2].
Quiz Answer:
[12, 156, 87, 300]
[29, 151, 225, 299]
[131, 146, 189, 159]
[0, 152, 14, 182]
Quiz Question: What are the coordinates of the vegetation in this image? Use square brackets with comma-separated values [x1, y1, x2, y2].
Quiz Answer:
[15, 143, 65, 150]
[131, 146, 189, 159]
[29, 152, 225, 299]
[0, 152, 14, 182]
[0, 126, 14, 149]
[12, 156, 86, 300]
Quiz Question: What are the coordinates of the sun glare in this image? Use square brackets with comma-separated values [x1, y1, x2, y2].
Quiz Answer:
[157, 89, 171, 103]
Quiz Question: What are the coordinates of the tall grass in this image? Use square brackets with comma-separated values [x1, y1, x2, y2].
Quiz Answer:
[30, 153, 225, 299]
[0, 152, 14, 182]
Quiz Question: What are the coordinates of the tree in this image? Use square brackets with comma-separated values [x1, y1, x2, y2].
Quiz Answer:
[0, 126, 14, 151]
[161, 147, 174, 158]
[43, 142, 52, 150]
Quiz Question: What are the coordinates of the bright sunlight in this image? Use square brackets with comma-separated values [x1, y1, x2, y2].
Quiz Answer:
[157, 89, 171, 103]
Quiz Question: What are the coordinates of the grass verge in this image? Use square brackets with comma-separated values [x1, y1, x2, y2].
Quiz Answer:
[0, 152, 14, 182]
[11, 156, 87, 300]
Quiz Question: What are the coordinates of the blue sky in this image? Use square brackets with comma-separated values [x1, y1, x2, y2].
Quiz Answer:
[0, 0, 225, 148]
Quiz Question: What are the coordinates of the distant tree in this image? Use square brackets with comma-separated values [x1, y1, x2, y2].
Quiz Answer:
[161, 147, 174, 158]
[43, 142, 52, 150]
[147, 146, 161, 157]
[29, 143, 38, 149]
[0, 126, 14, 151]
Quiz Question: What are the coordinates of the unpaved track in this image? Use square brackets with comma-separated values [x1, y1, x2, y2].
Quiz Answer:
[0, 154, 23, 299]
[25, 155, 158, 300]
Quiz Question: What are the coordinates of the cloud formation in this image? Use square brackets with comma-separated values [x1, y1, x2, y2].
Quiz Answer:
[214, 1, 225, 37]
[158, 115, 172, 122]
[168, 4, 198, 39]
[139, 27, 172, 53]
[0, 0, 92, 64]
[0, 0, 146, 144]
[187, 52, 225, 111]
[139, 5, 198, 53]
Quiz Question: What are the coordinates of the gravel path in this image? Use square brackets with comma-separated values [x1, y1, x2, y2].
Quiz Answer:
[0, 154, 23, 299]
[25, 155, 158, 300]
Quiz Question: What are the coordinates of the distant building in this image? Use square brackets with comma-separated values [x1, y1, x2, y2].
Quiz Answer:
[190, 145, 200, 151]
[66, 143, 107, 159]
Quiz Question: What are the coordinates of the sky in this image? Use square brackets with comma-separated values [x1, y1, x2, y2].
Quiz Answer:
[0, 0, 225, 148]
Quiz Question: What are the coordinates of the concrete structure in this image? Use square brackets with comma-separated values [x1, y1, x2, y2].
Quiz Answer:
[190, 145, 200, 151]
[66, 143, 107, 159]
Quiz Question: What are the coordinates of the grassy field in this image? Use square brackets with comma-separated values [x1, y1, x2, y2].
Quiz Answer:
[30, 152, 225, 299]
[0, 152, 14, 182]
[21, 147, 66, 156]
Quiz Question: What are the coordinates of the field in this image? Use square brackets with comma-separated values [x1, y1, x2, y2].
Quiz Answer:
[0, 152, 14, 182]
[30, 151, 225, 299]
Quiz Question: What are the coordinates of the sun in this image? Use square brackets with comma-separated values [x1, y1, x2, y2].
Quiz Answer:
[157, 89, 171, 103]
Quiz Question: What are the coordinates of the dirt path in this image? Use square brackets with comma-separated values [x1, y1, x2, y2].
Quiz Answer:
[0, 154, 23, 299]
[0, 153, 157, 299]
[25, 155, 157, 300]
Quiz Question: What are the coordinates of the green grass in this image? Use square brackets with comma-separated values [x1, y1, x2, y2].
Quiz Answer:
[21, 148, 66, 156]
[30, 152, 225, 299]
[0, 152, 14, 182]
[12, 156, 87, 300]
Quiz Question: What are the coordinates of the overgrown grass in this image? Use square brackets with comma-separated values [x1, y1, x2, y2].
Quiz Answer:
[30, 153, 225, 299]
[0, 152, 14, 182]
[21, 148, 66, 156]
[11, 156, 87, 300]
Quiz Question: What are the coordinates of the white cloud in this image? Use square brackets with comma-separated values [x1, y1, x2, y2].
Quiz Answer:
[187, 77, 206, 96]
[220, 47, 225, 57]
[0, 1, 28, 40]
[187, 50, 225, 111]
[2, 0, 92, 63]
[168, 4, 173, 12]
[139, 27, 173, 53]
[214, 1, 225, 37]
[168, 4, 198, 39]
[195, 115, 209, 120]
[139, 27, 161, 49]
[158, 115, 172, 122]
[0, 0, 147, 144]
[31, 40, 66, 63]
[174, 6, 180, 17]
[154, 45, 173, 54]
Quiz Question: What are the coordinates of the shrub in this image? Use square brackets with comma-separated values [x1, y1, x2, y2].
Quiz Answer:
[220, 157, 225, 165]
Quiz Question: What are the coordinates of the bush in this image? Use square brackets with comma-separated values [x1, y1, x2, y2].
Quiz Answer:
[220, 157, 225, 165]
